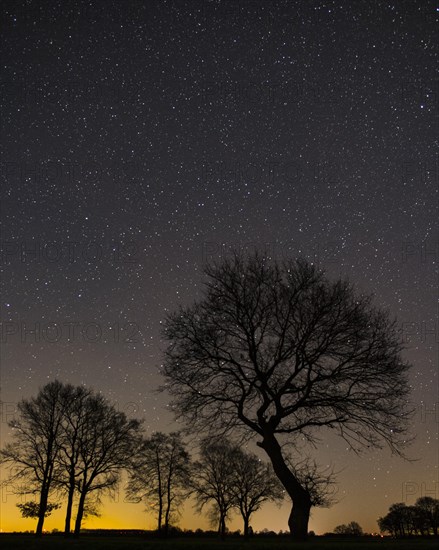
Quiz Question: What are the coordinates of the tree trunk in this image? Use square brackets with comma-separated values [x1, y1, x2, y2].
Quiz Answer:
[219, 514, 226, 539]
[164, 499, 171, 537]
[35, 484, 49, 536]
[243, 515, 250, 539]
[74, 491, 87, 536]
[64, 475, 75, 536]
[259, 432, 311, 541]
[163, 465, 173, 538]
[36, 456, 55, 537]
[288, 496, 311, 541]
[156, 451, 163, 535]
[157, 496, 163, 535]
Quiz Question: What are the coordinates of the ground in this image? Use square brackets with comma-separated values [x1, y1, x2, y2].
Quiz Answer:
[0, 534, 437, 550]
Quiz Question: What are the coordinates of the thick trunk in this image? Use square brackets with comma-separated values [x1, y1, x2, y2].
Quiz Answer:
[74, 491, 87, 536]
[219, 514, 226, 539]
[243, 515, 250, 539]
[288, 496, 311, 541]
[259, 433, 311, 541]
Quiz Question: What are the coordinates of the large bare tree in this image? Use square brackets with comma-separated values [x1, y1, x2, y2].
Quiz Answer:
[161, 253, 412, 540]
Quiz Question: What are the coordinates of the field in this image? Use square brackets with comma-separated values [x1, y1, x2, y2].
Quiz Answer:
[0, 535, 437, 550]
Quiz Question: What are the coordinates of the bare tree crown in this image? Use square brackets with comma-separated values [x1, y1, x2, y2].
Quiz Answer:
[162, 253, 412, 454]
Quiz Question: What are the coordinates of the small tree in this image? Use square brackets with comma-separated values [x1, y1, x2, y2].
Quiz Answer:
[162, 253, 413, 540]
[230, 447, 284, 538]
[334, 521, 363, 536]
[16, 501, 60, 519]
[192, 438, 236, 539]
[127, 432, 191, 536]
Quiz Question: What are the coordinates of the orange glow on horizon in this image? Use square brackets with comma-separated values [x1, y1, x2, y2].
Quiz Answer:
[0, 491, 392, 535]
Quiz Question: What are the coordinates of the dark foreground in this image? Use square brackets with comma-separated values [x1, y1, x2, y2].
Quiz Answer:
[0, 535, 437, 550]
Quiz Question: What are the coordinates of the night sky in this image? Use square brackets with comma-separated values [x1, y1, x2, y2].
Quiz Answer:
[0, 0, 437, 535]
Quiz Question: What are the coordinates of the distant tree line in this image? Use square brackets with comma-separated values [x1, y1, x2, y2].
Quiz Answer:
[1, 381, 284, 538]
[331, 500, 439, 538]
[378, 499, 439, 537]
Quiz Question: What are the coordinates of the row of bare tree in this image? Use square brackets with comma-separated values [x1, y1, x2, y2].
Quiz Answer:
[127, 433, 284, 538]
[1, 381, 287, 538]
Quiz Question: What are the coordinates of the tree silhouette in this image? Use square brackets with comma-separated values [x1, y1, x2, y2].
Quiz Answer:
[191, 438, 236, 539]
[415, 497, 439, 537]
[126, 432, 191, 536]
[53, 384, 93, 536]
[334, 521, 363, 536]
[379, 498, 439, 537]
[161, 252, 413, 540]
[229, 447, 284, 538]
[16, 501, 60, 519]
[378, 503, 415, 537]
[1, 381, 71, 536]
[70, 393, 141, 536]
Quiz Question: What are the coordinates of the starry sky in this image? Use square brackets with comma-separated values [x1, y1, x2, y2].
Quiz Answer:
[0, 0, 437, 535]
